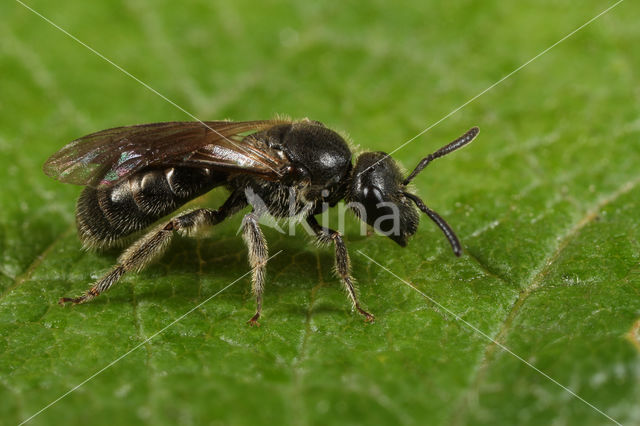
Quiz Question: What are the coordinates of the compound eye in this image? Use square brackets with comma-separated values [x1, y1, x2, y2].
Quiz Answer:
[361, 186, 397, 233]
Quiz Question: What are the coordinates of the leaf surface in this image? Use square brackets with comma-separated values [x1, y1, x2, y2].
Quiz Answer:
[1, 1, 639, 425]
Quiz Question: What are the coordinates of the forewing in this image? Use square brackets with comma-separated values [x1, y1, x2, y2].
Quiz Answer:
[43, 120, 290, 188]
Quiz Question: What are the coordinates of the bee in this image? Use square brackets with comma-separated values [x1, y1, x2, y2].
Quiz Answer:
[44, 119, 479, 325]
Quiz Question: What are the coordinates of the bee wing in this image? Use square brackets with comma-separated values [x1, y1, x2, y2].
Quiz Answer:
[43, 120, 291, 188]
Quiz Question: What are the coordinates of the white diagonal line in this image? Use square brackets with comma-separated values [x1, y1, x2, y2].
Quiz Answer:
[357, 0, 625, 179]
[15, 0, 282, 177]
[357, 250, 622, 426]
[18, 250, 283, 426]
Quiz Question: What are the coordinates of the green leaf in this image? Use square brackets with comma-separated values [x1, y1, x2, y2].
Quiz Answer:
[2, 1, 639, 425]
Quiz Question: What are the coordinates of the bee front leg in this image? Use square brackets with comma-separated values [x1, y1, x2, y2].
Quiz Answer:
[306, 216, 374, 322]
[242, 212, 268, 326]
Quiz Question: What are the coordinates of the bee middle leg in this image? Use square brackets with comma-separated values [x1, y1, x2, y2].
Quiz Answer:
[242, 212, 268, 326]
[306, 216, 374, 322]
[60, 191, 247, 305]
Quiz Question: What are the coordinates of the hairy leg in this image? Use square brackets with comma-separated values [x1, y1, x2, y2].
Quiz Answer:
[307, 216, 374, 322]
[242, 212, 268, 326]
[61, 192, 246, 304]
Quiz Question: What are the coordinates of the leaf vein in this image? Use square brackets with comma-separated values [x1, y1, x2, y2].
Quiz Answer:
[0, 223, 75, 302]
[451, 174, 640, 423]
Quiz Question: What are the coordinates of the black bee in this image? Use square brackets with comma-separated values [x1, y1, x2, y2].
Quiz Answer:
[44, 119, 478, 325]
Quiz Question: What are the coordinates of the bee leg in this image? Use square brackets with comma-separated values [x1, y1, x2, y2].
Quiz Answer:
[306, 216, 374, 323]
[59, 193, 245, 305]
[242, 212, 268, 327]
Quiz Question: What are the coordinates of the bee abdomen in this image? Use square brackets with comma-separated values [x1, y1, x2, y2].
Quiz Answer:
[76, 167, 223, 248]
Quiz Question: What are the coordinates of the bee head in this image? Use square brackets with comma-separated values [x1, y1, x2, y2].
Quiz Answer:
[346, 152, 418, 246]
[346, 127, 479, 254]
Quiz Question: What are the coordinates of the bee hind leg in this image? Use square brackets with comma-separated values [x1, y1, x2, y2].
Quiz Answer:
[60, 190, 247, 306]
